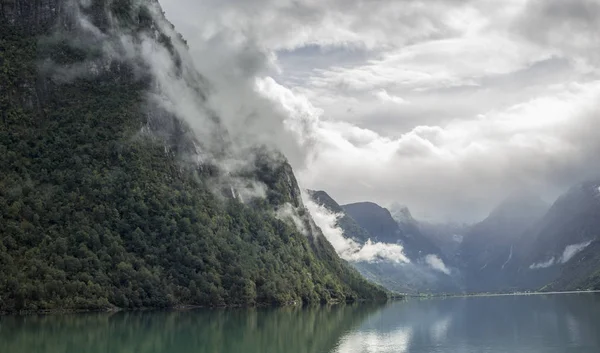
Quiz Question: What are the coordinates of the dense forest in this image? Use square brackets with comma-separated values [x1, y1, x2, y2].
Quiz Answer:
[0, 0, 386, 313]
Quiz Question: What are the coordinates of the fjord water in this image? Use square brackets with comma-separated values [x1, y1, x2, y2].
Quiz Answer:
[2, 294, 600, 353]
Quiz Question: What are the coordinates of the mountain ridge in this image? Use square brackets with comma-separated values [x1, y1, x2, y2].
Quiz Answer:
[309, 193, 461, 294]
[0, 0, 386, 313]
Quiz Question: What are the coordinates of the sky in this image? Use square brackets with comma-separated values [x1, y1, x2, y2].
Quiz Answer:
[159, 0, 600, 222]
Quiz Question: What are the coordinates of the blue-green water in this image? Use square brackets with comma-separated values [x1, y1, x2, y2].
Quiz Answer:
[2, 293, 600, 352]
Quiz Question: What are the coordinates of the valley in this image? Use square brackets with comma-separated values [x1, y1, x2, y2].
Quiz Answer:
[2, 0, 600, 313]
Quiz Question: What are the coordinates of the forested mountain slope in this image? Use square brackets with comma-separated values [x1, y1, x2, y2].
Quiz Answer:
[0, 0, 385, 313]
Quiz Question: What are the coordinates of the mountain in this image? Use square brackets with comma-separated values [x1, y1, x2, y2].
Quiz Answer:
[0, 0, 386, 312]
[459, 192, 549, 292]
[342, 202, 402, 245]
[388, 203, 415, 224]
[418, 222, 467, 261]
[308, 191, 371, 244]
[454, 185, 600, 293]
[317, 180, 600, 295]
[516, 180, 600, 291]
[387, 203, 446, 260]
[306, 195, 460, 294]
[343, 202, 443, 260]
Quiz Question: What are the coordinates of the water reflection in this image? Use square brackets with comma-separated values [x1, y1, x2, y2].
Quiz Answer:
[334, 328, 412, 353]
[0, 304, 383, 353]
[334, 293, 600, 353]
[2, 294, 600, 353]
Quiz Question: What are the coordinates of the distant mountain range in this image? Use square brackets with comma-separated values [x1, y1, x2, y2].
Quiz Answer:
[459, 192, 550, 292]
[310, 180, 600, 294]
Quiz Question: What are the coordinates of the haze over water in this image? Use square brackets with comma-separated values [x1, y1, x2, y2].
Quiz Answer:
[2, 293, 600, 353]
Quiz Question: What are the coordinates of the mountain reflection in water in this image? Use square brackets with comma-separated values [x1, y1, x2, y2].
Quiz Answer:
[2, 293, 600, 353]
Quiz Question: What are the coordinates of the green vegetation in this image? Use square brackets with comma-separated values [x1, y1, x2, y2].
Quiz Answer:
[0, 5, 386, 313]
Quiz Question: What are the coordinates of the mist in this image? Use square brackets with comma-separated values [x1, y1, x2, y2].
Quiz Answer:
[304, 196, 410, 263]
[424, 254, 451, 275]
[560, 240, 593, 264]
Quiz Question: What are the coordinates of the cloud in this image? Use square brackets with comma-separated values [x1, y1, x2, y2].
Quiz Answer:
[515, 0, 600, 66]
[374, 89, 408, 105]
[275, 203, 308, 236]
[158, 0, 600, 222]
[304, 195, 410, 263]
[300, 80, 600, 221]
[351, 240, 411, 264]
[560, 240, 593, 263]
[530, 257, 555, 270]
[160, 0, 478, 51]
[424, 254, 451, 275]
[529, 240, 593, 269]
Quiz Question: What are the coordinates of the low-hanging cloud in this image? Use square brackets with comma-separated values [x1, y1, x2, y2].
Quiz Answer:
[424, 254, 451, 275]
[275, 203, 309, 236]
[560, 240, 593, 264]
[54, 0, 308, 205]
[530, 240, 594, 270]
[304, 195, 410, 263]
[529, 257, 555, 270]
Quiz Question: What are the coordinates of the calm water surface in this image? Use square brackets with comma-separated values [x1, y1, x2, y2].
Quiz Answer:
[2, 293, 600, 352]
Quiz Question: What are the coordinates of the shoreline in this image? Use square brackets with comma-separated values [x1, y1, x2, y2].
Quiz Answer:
[405, 289, 600, 299]
[0, 298, 391, 316]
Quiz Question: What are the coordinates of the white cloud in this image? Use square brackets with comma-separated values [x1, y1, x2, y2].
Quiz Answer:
[275, 203, 308, 236]
[161, 0, 478, 51]
[560, 240, 593, 264]
[304, 195, 410, 264]
[350, 240, 411, 264]
[424, 254, 451, 275]
[530, 257, 555, 270]
[374, 89, 408, 105]
[299, 79, 600, 221]
[159, 0, 600, 221]
[529, 240, 593, 269]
